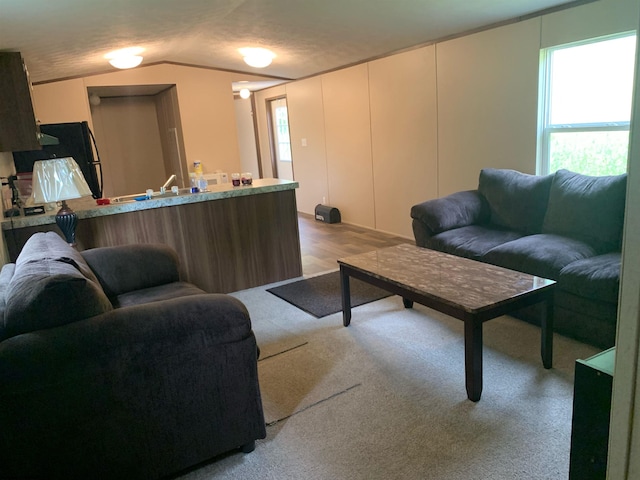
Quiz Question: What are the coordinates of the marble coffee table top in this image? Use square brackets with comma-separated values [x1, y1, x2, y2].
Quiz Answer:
[337, 244, 555, 314]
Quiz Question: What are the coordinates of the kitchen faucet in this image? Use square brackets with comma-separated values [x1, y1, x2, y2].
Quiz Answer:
[160, 174, 177, 193]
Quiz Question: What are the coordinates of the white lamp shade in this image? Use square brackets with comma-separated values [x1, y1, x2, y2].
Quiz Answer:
[31, 157, 93, 204]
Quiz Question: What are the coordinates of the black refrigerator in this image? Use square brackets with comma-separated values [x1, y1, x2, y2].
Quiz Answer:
[12, 121, 103, 199]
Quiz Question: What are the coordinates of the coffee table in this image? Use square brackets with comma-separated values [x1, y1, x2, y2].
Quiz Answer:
[338, 244, 556, 402]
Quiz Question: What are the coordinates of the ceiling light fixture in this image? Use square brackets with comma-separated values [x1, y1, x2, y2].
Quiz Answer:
[239, 88, 251, 99]
[239, 47, 275, 68]
[105, 47, 144, 69]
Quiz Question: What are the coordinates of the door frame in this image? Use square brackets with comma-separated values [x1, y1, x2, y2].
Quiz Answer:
[265, 94, 290, 178]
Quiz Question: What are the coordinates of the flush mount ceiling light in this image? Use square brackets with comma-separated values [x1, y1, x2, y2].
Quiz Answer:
[105, 47, 144, 69]
[239, 47, 275, 68]
[239, 88, 251, 99]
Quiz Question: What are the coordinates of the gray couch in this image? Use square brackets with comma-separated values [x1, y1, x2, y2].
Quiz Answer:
[0, 232, 266, 479]
[411, 168, 626, 349]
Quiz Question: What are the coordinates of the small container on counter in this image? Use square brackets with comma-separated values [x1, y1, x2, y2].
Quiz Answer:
[241, 172, 253, 186]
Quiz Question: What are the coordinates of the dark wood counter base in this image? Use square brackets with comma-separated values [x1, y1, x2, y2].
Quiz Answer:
[4, 189, 302, 294]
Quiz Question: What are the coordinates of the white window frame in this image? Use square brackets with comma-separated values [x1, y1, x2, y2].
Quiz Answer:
[537, 32, 636, 176]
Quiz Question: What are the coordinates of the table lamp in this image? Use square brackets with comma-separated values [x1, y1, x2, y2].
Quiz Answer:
[31, 157, 93, 246]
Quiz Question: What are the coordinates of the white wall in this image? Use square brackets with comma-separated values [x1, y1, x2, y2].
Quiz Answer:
[254, 0, 638, 240]
[368, 46, 438, 235]
[608, 6, 640, 477]
[32, 64, 273, 180]
[435, 18, 541, 196]
[90, 96, 167, 197]
[285, 77, 329, 214]
[322, 64, 375, 229]
[234, 97, 260, 178]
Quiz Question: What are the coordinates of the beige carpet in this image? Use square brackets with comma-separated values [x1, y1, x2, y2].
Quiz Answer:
[177, 272, 599, 480]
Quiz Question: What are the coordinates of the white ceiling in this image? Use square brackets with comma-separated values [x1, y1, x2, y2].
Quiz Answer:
[1, 0, 583, 85]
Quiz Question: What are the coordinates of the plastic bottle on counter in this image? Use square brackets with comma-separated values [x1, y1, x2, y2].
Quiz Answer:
[189, 173, 199, 193]
[198, 175, 208, 192]
[192, 161, 208, 192]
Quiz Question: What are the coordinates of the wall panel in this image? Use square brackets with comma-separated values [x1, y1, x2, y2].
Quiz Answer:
[322, 64, 375, 228]
[285, 77, 329, 215]
[369, 46, 438, 237]
[436, 18, 541, 196]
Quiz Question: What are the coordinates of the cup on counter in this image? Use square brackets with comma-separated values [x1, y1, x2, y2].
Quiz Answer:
[241, 172, 253, 186]
[231, 173, 241, 187]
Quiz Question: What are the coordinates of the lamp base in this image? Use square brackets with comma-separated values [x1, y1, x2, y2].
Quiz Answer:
[55, 200, 78, 246]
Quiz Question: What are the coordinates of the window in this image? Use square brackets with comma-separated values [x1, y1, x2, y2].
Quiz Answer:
[538, 33, 636, 176]
[274, 105, 292, 162]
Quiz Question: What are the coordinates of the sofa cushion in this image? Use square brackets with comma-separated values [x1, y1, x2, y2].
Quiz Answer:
[1, 232, 113, 340]
[482, 233, 597, 280]
[81, 243, 181, 298]
[478, 168, 553, 234]
[427, 225, 525, 261]
[542, 169, 627, 252]
[558, 252, 621, 304]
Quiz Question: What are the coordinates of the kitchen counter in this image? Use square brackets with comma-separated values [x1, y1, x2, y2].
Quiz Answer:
[3, 179, 302, 293]
[1, 178, 298, 230]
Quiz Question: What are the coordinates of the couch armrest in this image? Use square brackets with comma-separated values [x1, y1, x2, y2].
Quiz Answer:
[0, 293, 265, 478]
[410, 190, 489, 245]
[81, 243, 181, 297]
[0, 294, 252, 385]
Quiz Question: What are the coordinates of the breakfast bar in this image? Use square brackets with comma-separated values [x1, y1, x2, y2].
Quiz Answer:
[2, 179, 302, 293]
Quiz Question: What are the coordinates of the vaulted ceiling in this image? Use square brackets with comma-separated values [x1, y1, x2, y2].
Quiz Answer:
[0, 0, 584, 84]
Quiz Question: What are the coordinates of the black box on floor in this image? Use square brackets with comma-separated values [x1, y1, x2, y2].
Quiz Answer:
[315, 204, 341, 223]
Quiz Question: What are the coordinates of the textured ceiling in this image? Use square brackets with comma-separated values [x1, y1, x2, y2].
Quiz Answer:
[0, 0, 582, 85]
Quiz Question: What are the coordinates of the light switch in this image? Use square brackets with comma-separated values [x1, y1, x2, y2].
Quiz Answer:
[301, 138, 308, 147]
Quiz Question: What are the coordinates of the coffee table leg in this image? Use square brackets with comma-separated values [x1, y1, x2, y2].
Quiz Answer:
[464, 318, 483, 402]
[340, 266, 352, 327]
[541, 296, 554, 369]
[403, 298, 413, 309]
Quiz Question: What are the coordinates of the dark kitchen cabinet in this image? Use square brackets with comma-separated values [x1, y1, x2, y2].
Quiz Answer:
[0, 52, 41, 152]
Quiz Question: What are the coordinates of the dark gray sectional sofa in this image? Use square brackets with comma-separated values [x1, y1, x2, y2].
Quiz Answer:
[0, 232, 266, 479]
[411, 168, 626, 349]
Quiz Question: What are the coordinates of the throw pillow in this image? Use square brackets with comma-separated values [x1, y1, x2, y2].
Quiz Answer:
[542, 169, 627, 252]
[478, 168, 553, 234]
[2, 258, 113, 340]
[16, 231, 101, 284]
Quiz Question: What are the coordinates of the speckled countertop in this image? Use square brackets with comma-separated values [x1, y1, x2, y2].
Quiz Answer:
[2, 178, 298, 230]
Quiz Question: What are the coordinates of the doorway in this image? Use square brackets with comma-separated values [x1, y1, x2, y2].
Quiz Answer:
[266, 96, 293, 180]
[88, 84, 187, 197]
